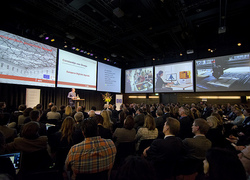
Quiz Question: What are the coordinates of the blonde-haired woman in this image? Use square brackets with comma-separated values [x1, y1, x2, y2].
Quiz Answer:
[62, 105, 73, 120]
[101, 110, 113, 131]
[135, 115, 158, 151]
[48, 116, 84, 171]
[206, 116, 225, 147]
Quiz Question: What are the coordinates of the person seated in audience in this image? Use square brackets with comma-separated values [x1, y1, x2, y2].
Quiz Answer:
[155, 108, 164, 133]
[143, 117, 185, 180]
[183, 118, 212, 160]
[95, 115, 112, 139]
[48, 116, 84, 171]
[113, 115, 136, 146]
[0, 113, 17, 143]
[65, 120, 117, 180]
[81, 105, 89, 119]
[203, 148, 246, 180]
[58, 105, 65, 118]
[39, 102, 54, 123]
[112, 155, 157, 180]
[62, 105, 73, 120]
[210, 112, 224, 131]
[238, 145, 250, 178]
[46, 105, 61, 121]
[18, 107, 33, 127]
[134, 109, 145, 131]
[177, 106, 194, 139]
[0, 130, 16, 180]
[23, 110, 46, 136]
[135, 115, 158, 151]
[74, 112, 84, 130]
[162, 106, 171, 121]
[113, 110, 127, 131]
[0, 102, 7, 113]
[101, 110, 113, 131]
[9, 104, 26, 128]
[206, 116, 226, 148]
[6, 121, 48, 153]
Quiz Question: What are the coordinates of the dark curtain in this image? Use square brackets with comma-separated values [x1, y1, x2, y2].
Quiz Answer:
[0, 83, 116, 112]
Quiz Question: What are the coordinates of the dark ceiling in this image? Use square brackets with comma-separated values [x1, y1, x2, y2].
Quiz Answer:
[1, 0, 250, 68]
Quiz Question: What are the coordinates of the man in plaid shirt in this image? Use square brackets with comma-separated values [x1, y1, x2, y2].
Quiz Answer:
[65, 120, 117, 180]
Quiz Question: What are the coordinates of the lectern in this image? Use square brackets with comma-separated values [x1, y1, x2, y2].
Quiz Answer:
[74, 99, 85, 109]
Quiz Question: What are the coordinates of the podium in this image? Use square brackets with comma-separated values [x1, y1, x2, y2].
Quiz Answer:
[74, 99, 85, 109]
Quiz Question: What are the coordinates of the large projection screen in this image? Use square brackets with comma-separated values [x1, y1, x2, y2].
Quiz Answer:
[196, 53, 250, 92]
[57, 49, 97, 90]
[125, 66, 153, 93]
[155, 61, 194, 92]
[97, 62, 121, 93]
[0, 30, 57, 87]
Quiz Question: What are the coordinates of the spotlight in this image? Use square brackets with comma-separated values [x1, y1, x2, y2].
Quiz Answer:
[45, 37, 49, 40]
[180, 53, 183, 56]
[208, 49, 211, 51]
[76, 48, 80, 51]
[95, 56, 98, 58]
[152, 58, 155, 61]
[107, 59, 110, 61]
[64, 45, 67, 48]
[72, 47, 76, 50]
[104, 58, 107, 60]
[90, 54, 93, 56]
[80, 50, 84, 53]
[51, 39, 55, 42]
[87, 52, 90, 55]
[238, 43, 241, 46]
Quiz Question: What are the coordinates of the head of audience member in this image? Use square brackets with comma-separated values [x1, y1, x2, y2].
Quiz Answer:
[234, 108, 243, 116]
[243, 108, 250, 117]
[81, 120, 98, 138]
[206, 116, 218, 129]
[178, 107, 189, 117]
[21, 121, 40, 139]
[0, 102, 6, 109]
[76, 106, 82, 113]
[124, 115, 135, 130]
[88, 110, 95, 118]
[51, 105, 57, 112]
[115, 155, 157, 180]
[163, 117, 180, 136]
[164, 107, 170, 113]
[119, 111, 127, 125]
[204, 148, 246, 180]
[136, 108, 143, 115]
[211, 112, 223, 126]
[29, 110, 40, 122]
[238, 145, 250, 175]
[95, 114, 104, 125]
[192, 118, 210, 135]
[60, 116, 75, 143]
[156, 109, 163, 117]
[74, 112, 84, 123]
[48, 102, 54, 110]
[60, 105, 65, 111]
[144, 115, 156, 130]
[23, 108, 33, 117]
[36, 104, 42, 111]
[101, 110, 112, 129]
[0, 130, 5, 154]
[65, 105, 72, 116]
[18, 104, 26, 112]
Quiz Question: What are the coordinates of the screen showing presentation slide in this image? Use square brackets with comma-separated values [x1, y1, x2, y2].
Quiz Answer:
[57, 49, 97, 90]
[97, 62, 121, 93]
[125, 66, 153, 93]
[0, 30, 57, 87]
[196, 53, 250, 92]
[155, 61, 194, 92]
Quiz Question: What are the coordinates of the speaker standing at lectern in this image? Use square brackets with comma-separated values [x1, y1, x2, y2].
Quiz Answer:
[68, 88, 76, 107]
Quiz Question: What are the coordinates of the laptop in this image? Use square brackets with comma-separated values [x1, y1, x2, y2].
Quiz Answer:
[0, 152, 21, 169]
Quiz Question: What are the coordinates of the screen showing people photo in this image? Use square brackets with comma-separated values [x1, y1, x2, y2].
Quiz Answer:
[125, 66, 153, 93]
[57, 49, 97, 90]
[195, 53, 250, 92]
[155, 61, 194, 92]
[97, 62, 121, 93]
[0, 30, 57, 87]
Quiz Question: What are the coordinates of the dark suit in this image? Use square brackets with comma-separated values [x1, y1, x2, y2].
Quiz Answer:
[155, 116, 165, 132]
[162, 112, 171, 121]
[98, 125, 112, 139]
[146, 136, 185, 179]
[134, 114, 145, 130]
[178, 116, 193, 139]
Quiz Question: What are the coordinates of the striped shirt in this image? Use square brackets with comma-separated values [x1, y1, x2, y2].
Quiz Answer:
[65, 136, 117, 180]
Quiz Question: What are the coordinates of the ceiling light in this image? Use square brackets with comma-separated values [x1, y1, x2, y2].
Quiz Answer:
[180, 53, 183, 56]
[152, 58, 155, 61]
[238, 43, 241, 46]
[211, 50, 213, 52]
[64, 45, 67, 48]
[208, 49, 211, 51]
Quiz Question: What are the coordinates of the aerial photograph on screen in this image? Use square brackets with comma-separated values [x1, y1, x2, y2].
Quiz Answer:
[155, 61, 194, 92]
[125, 67, 153, 93]
[196, 53, 250, 92]
[0, 30, 57, 87]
